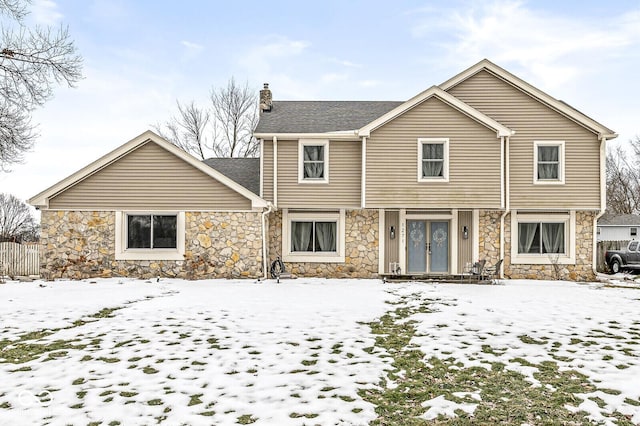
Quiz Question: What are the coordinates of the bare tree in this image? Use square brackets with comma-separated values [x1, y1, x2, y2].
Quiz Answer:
[0, 0, 83, 171]
[155, 78, 259, 159]
[154, 100, 210, 160]
[210, 78, 259, 157]
[606, 137, 640, 215]
[0, 193, 38, 242]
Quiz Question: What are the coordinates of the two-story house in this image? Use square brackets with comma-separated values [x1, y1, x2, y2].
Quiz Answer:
[30, 59, 616, 281]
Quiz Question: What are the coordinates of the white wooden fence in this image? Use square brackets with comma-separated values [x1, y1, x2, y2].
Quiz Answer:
[0, 242, 40, 277]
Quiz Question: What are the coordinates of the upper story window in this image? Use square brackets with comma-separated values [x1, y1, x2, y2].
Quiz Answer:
[534, 141, 565, 184]
[631, 227, 638, 238]
[418, 138, 449, 182]
[298, 139, 329, 183]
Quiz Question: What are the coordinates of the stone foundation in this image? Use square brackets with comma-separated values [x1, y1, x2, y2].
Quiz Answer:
[268, 209, 379, 278]
[40, 210, 263, 280]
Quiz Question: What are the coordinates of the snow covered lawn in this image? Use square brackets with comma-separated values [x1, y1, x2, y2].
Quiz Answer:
[1, 278, 639, 425]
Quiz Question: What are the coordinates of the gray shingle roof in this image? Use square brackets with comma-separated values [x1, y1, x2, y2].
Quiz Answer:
[254, 101, 403, 134]
[202, 158, 260, 195]
[598, 213, 640, 226]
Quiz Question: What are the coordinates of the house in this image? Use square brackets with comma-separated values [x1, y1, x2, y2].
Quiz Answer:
[30, 59, 616, 281]
[597, 213, 640, 242]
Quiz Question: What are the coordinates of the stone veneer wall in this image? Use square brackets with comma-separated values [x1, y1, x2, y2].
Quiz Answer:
[503, 211, 596, 281]
[267, 209, 379, 278]
[40, 210, 263, 280]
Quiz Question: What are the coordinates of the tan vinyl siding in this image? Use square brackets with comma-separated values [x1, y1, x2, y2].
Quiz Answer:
[384, 210, 400, 273]
[262, 139, 274, 202]
[276, 140, 361, 208]
[448, 70, 601, 209]
[49, 141, 251, 210]
[366, 97, 502, 208]
[458, 210, 473, 272]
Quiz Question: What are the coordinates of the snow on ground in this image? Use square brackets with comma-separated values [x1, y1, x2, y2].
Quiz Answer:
[1, 278, 640, 425]
[0, 278, 393, 425]
[402, 280, 640, 425]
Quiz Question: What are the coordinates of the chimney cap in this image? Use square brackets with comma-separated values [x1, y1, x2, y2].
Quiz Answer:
[263, 83, 269, 89]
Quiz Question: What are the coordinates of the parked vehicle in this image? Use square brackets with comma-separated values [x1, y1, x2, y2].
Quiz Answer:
[605, 241, 640, 273]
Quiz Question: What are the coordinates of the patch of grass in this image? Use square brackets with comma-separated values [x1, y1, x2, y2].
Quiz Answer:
[99, 390, 115, 397]
[80, 355, 93, 362]
[72, 377, 85, 385]
[69, 403, 83, 409]
[519, 334, 546, 345]
[191, 360, 206, 366]
[199, 410, 216, 416]
[147, 398, 163, 406]
[119, 391, 138, 398]
[97, 357, 120, 363]
[236, 414, 257, 424]
[301, 359, 317, 366]
[142, 366, 159, 374]
[10, 365, 32, 372]
[76, 390, 87, 399]
[188, 394, 203, 406]
[357, 292, 614, 426]
[289, 412, 319, 418]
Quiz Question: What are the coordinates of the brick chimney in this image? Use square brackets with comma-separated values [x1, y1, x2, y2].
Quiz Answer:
[259, 83, 272, 112]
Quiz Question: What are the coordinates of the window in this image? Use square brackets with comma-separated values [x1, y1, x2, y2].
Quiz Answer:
[282, 210, 345, 262]
[631, 227, 638, 238]
[115, 212, 185, 260]
[127, 214, 177, 249]
[630, 241, 639, 251]
[298, 139, 329, 183]
[534, 141, 565, 184]
[518, 222, 565, 254]
[418, 138, 449, 182]
[291, 221, 336, 252]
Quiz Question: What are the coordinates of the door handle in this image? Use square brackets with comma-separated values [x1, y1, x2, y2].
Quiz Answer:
[427, 242, 431, 255]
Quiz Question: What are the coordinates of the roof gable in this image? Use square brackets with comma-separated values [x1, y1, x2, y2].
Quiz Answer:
[358, 86, 513, 138]
[598, 213, 640, 226]
[439, 59, 616, 139]
[29, 130, 267, 209]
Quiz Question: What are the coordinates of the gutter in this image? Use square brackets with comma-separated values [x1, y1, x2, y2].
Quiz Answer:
[261, 202, 274, 280]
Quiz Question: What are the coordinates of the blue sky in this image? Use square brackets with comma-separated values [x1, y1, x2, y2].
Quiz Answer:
[2, 0, 640, 203]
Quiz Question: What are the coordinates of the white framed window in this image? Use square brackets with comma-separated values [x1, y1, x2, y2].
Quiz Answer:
[631, 227, 638, 238]
[511, 211, 575, 264]
[115, 211, 185, 260]
[298, 139, 329, 184]
[418, 138, 449, 182]
[282, 209, 345, 263]
[534, 141, 565, 184]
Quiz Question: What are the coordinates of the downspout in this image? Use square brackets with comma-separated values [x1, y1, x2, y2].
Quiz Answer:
[593, 135, 607, 276]
[273, 136, 278, 207]
[499, 136, 511, 278]
[261, 202, 274, 280]
[361, 136, 367, 209]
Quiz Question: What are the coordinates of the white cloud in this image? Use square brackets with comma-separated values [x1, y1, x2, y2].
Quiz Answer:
[410, 0, 640, 90]
[30, 0, 63, 25]
[329, 58, 361, 68]
[181, 40, 204, 60]
[238, 36, 309, 72]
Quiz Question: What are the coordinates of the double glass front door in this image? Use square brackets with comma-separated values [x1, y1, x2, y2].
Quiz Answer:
[407, 220, 449, 273]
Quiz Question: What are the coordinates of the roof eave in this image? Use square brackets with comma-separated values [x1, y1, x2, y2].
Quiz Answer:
[253, 132, 360, 141]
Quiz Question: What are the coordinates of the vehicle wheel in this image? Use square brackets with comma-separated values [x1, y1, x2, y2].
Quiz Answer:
[610, 259, 621, 274]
